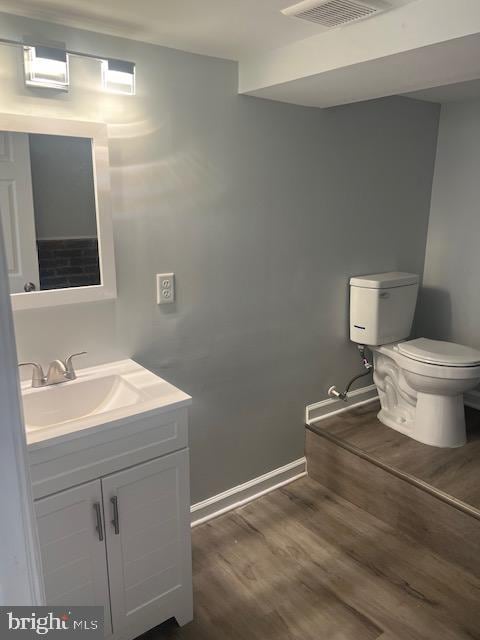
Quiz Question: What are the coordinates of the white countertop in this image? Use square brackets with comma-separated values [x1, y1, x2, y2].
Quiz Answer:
[23, 359, 191, 450]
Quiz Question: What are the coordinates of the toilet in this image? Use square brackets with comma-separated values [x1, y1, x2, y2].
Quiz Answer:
[349, 272, 480, 448]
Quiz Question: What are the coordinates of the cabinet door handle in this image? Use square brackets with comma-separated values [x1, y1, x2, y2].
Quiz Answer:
[93, 502, 104, 542]
[111, 496, 120, 535]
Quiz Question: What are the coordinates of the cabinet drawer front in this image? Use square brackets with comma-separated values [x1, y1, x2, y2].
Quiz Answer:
[102, 450, 192, 638]
[30, 408, 188, 499]
[35, 480, 112, 637]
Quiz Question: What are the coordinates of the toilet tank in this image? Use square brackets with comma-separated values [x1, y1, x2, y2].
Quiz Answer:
[350, 272, 419, 346]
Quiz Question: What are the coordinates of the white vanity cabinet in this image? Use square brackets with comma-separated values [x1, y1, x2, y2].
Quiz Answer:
[30, 388, 193, 640]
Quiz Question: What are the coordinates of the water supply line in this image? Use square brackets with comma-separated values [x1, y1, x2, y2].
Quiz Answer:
[328, 345, 373, 402]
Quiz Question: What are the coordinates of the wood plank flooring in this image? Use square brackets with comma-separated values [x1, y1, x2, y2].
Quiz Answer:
[313, 401, 480, 512]
[142, 477, 480, 640]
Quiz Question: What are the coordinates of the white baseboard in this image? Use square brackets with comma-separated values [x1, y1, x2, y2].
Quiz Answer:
[190, 457, 307, 527]
[305, 383, 378, 426]
[465, 389, 480, 411]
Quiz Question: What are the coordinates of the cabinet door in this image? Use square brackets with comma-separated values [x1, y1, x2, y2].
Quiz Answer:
[35, 480, 112, 636]
[102, 450, 192, 638]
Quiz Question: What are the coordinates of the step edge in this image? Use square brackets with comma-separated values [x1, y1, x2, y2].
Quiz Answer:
[306, 422, 480, 523]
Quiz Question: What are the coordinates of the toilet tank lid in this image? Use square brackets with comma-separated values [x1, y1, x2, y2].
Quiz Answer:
[398, 338, 480, 366]
[350, 272, 419, 289]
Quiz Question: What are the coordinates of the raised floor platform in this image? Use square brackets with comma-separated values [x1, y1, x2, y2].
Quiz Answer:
[306, 400, 480, 577]
[310, 400, 480, 512]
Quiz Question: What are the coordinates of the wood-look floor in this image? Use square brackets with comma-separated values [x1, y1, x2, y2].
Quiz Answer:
[142, 478, 480, 640]
[314, 401, 480, 512]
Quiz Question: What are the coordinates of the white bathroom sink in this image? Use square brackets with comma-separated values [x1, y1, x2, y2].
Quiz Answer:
[22, 359, 191, 447]
[23, 375, 146, 430]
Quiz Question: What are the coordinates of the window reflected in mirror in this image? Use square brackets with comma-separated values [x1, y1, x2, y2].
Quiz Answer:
[0, 131, 100, 294]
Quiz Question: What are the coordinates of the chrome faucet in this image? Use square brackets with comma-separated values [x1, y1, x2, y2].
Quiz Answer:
[19, 352, 87, 388]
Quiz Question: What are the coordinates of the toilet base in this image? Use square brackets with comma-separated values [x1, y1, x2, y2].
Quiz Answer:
[377, 395, 466, 448]
[373, 348, 469, 448]
[413, 392, 466, 448]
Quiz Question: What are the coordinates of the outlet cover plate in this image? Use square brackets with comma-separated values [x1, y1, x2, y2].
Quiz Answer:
[156, 273, 175, 304]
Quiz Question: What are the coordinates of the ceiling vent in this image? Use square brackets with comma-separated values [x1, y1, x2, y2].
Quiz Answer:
[282, 0, 388, 29]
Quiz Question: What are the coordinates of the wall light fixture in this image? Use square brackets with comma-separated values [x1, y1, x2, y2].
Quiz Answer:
[23, 45, 69, 90]
[101, 59, 136, 95]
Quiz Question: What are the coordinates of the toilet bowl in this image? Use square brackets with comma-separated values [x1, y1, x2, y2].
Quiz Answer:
[372, 338, 480, 448]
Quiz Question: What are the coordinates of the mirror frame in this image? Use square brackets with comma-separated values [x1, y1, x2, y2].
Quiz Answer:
[1, 113, 117, 311]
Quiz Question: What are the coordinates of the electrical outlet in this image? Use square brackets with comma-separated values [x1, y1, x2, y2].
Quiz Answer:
[156, 273, 175, 304]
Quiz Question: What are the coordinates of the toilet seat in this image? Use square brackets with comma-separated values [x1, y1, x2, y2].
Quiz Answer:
[397, 338, 480, 367]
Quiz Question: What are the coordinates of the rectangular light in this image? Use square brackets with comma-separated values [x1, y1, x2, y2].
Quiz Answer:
[23, 45, 69, 90]
[102, 59, 135, 95]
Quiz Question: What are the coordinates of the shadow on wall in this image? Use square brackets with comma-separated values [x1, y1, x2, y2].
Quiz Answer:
[415, 286, 452, 340]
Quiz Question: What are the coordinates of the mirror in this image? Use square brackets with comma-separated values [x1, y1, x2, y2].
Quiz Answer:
[0, 115, 116, 310]
[2, 132, 100, 293]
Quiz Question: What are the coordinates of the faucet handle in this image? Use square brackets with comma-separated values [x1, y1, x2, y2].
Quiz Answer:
[64, 352, 87, 379]
[18, 362, 46, 388]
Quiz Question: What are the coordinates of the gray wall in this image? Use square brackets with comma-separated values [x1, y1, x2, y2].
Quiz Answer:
[29, 134, 97, 240]
[0, 13, 440, 503]
[418, 100, 480, 348]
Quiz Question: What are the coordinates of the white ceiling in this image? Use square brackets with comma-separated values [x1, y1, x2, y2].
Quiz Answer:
[238, 0, 480, 108]
[1, 0, 480, 108]
[0, 0, 416, 61]
[405, 79, 480, 104]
